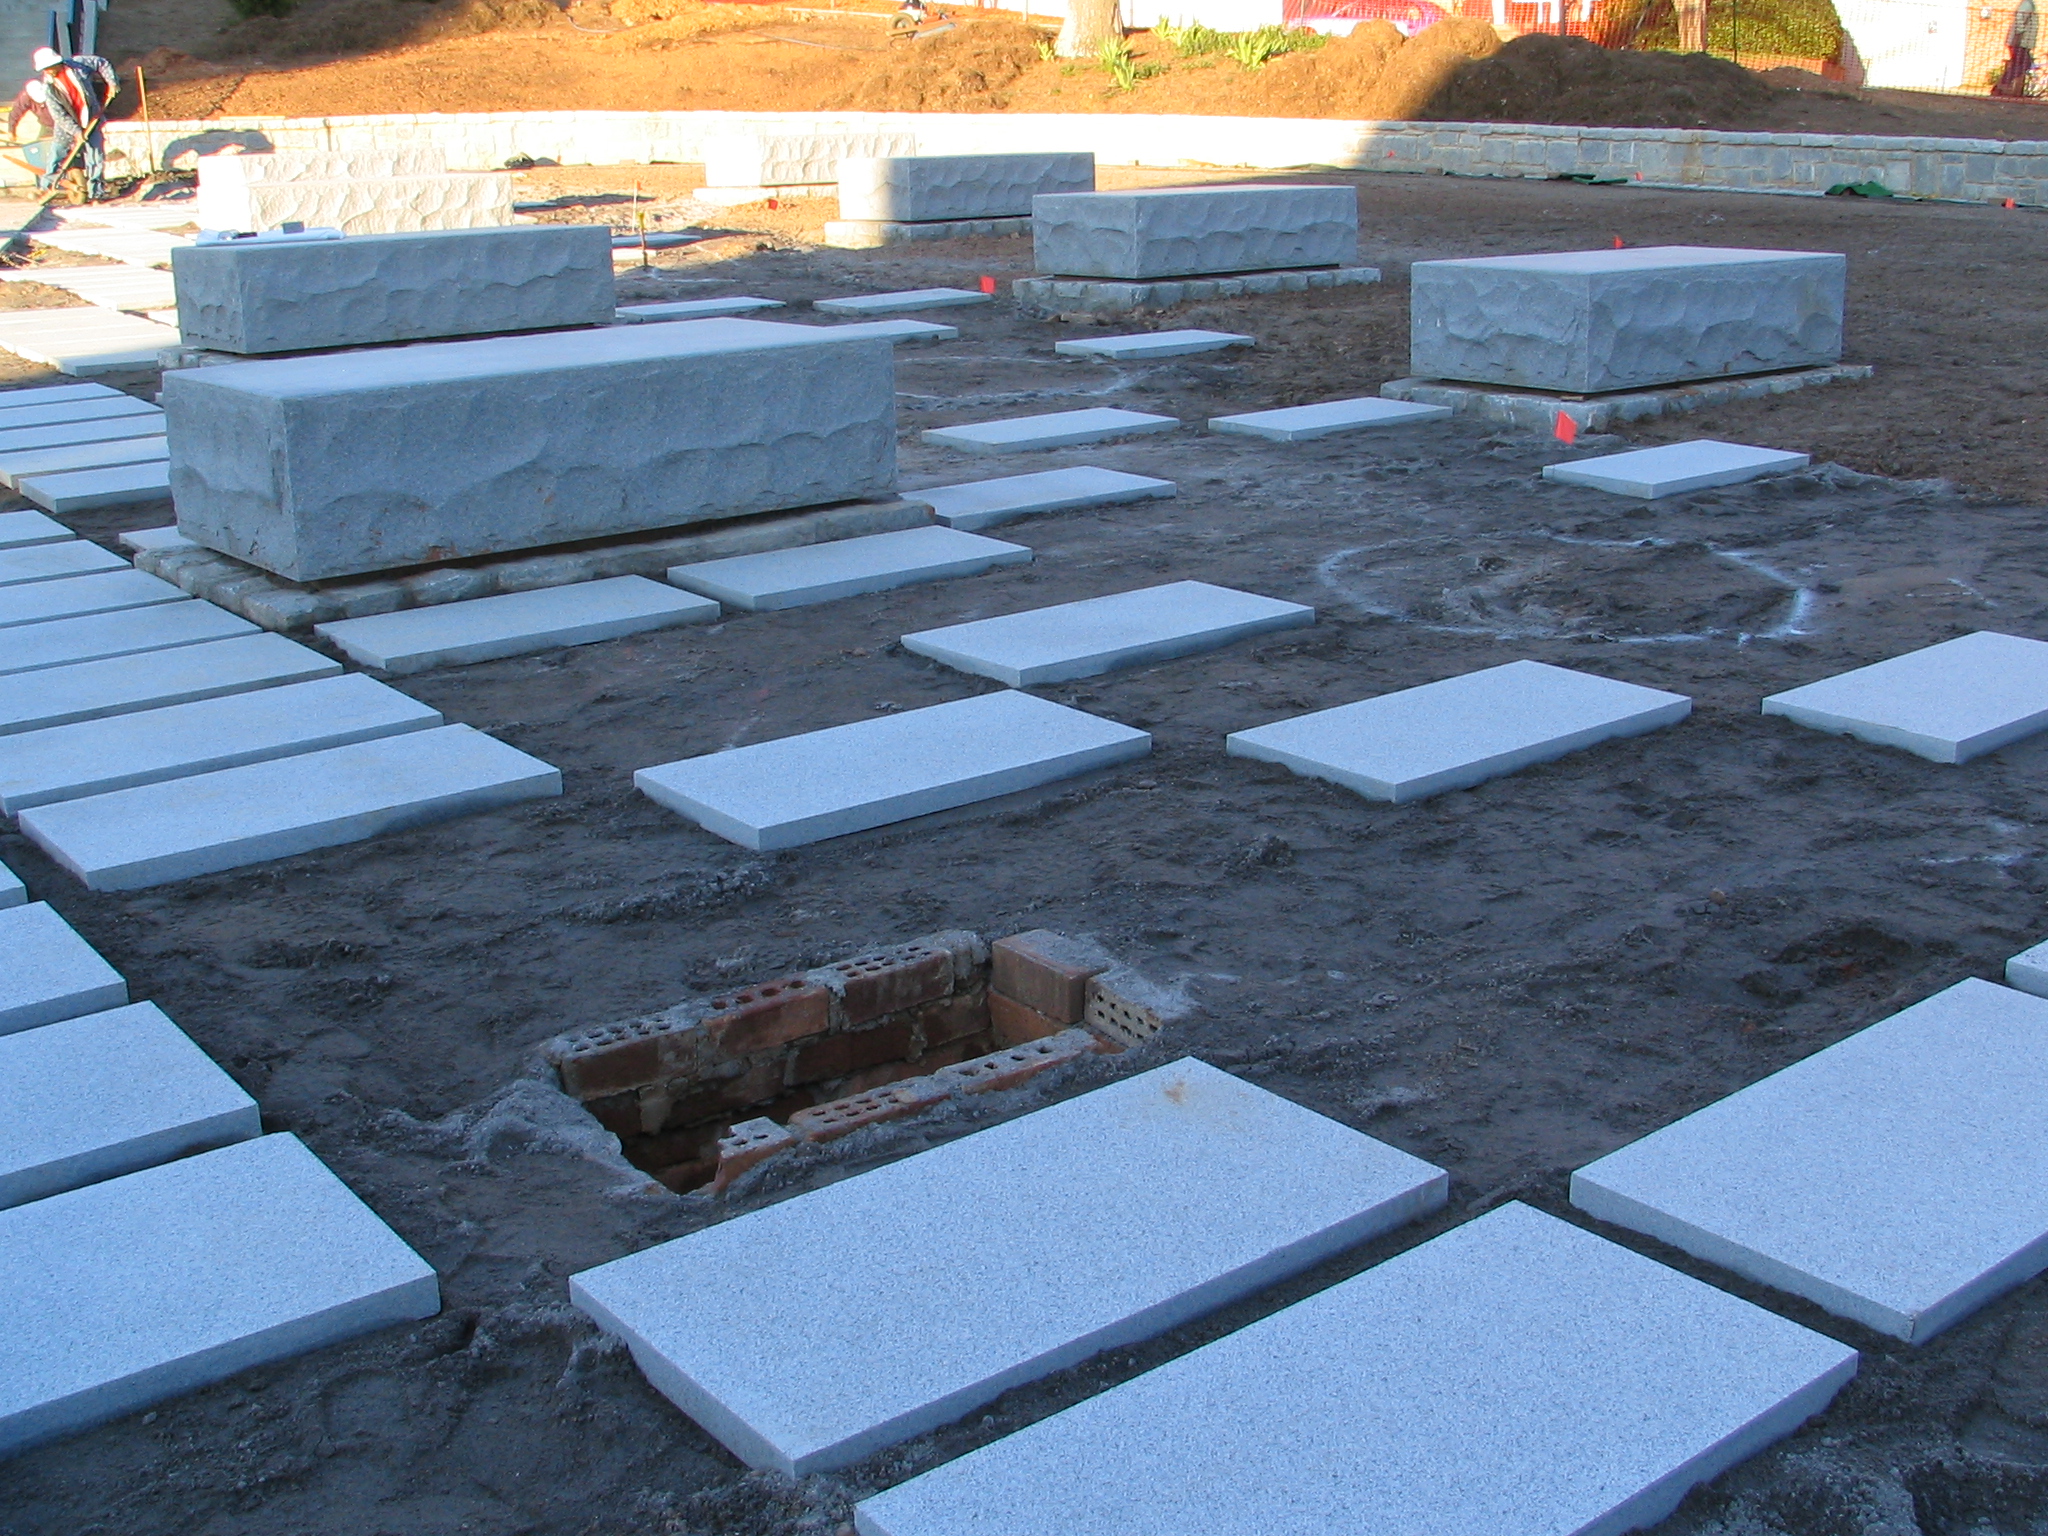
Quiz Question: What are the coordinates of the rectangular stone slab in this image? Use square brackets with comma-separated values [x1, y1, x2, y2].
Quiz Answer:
[0, 1132, 439, 1456]
[0, 1002, 259, 1210]
[0, 599, 257, 677]
[1410, 246, 1846, 394]
[837, 153, 1095, 223]
[1543, 440, 1812, 497]
[0, 436, 168, 490]
[164, 317, 897, 583]
[314, 576, 718, 675]
[0, 901, 127, 1036]
[617, 297, 784, 321]
[0, 383, 120, 412]
[811, 319, 957, 344]
[814, 288, 994, 317]
[903, 579, 1313, 686]
[20, 460, 174, 515]
[0, 858, 20, 907]
[2007, 939, 2048, 1000]
[0, 540, 129, 587]
[0, 394, 159, 431]
[904, 466, 1177, 530]
[922, 407, 1178, 454]
[0, 568, 184, 629]
[1210, 396, 1452, 441]
[573, 1058, 1447, 1474]
[0, 411, 167, 458]
[1055, 329, 1252, 361]
[635, 689, 1149, 850]
[1031, 185, 1358, 281]
[0, 673, 442, 813]
[1761, 630, 2048, 763]
[1573, 977, 2048, 1342]
[170, 225, 617, 356]
[855, 1202, 1858, 1536]
[0, 633, 341, 738]
[1226, 659, 1692, 804]
[117, 526, 190, 554]
[0, 309, 182, 376]
[0, 509, 75, 549]
[19, 723, 562, 891]
[667, 526, 1029, 612]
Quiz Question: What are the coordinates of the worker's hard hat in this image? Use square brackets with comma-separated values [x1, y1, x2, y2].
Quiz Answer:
[30, 47, 59, 70]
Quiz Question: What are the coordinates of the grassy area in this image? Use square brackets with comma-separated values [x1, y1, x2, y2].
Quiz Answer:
[1633, 0, 1844, 60]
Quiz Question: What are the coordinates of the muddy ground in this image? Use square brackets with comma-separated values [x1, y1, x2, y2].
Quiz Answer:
[6, 172, 2048, 1535]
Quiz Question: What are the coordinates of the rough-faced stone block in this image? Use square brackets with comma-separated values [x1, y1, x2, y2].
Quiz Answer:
[19, 461, 174, 515]
[0, 633, 340, 738]
[855, 1202, 1857, 1536]
[1543, 439, 1811, 497]
[0, 1133, 439, 1456]
[197, 173, 517, 236]
[314, 576, 717, 674]
[0, 436, 167, 491]
[667, 526, 1028, 611]
[837, 153, 1095, 223]
[634, 689, 1150, 850]
[1210, 396, 1452, 441]
[572, 1059, 1446, 1475]
[903, 466, 1176, 530]
[1227, 659, 1692, 804]
[165, 319, 898, 583]
[904, 579, 1313, 687]
[19, 724, 561, 891]
[195, 147, 448, 188]
[1574, 978, 2048, 1342]
[704, 130, 918, 190]
[1031, 186, 1358, 281]
[0, 673, 441, 813]
[813, 288, 993, 317]
[922, 407, 1178, 454]
[172, 225, 616, 356]
[0, 600, 257, 678]
[0, 568, 182, 629]
[0, 509, 70, 549]
[0, 901, 127, 1036]
[0, 1002, 260, 1210]
[0, 540, 128, 587]
[1761, 631, 2048, 764]
[1055, 329, 1252, 361]
[1410, 246, 1846, 393]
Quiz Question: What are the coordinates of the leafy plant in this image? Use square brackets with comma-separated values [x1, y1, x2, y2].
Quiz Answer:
[1034, 34, 1057, 60]
[1156, 18, 1227, 55]
[1221, 22, 1323, 68]
[1098, 34, 1139, 88]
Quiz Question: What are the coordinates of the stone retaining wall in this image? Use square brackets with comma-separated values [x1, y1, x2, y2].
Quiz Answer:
[96, 110, 2048, 209]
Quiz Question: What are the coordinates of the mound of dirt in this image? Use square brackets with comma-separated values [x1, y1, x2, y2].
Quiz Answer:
[829, 19, 1042, 112]
[214, 0, 550, 60]
[1423, 32, 1780, 128]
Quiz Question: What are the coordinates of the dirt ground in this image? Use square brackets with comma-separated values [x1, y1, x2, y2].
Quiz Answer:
[6, 172, 2048, 1534]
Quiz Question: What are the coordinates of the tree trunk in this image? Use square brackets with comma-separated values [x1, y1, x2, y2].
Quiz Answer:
[1676, 0, 1708, 52]
[1056, 0, 1122, 58]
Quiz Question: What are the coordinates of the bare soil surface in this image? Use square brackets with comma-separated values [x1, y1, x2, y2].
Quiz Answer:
[6, 171, 2048, 1535]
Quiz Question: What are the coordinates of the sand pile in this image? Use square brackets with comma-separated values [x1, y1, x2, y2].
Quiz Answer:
[830, 21, 1047, 112]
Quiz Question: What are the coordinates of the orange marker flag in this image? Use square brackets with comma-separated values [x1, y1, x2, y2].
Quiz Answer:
[1555, 411, 1579, 445]
[1613, 235, 1624, 248]
[979, 274, 997, 294]
[2006, 198, 2018, 209]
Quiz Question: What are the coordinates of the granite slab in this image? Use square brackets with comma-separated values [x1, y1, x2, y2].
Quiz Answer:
[20, 460, 174, 515]
[898, 466, 1177, 530]
[0, 901, 127, 1036]
[0, 568, 184, 629]
[1542, 440, 1812, 498]
[0, 634, 340, 737]
[1054, 329, 1252, 361]
[0, 510, 70, 549]
[921, 407, 1178, 453]
[0, 540, 129, 587]
[1761, 631, 2048, 763]
[667, 526, 1029, 611]
[0, 600, 256, 677]
[1210, 396, 1453, 441]
[813, 288, 993, 317]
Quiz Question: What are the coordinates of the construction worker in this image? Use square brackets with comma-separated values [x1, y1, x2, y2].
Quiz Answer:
[12, 46, 116, 200]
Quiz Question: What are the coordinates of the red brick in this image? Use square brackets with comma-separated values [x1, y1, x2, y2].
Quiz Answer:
[789, 1076, 951, 1143]
[913, 1037, 984, 1074]
[787, 1021, 916, 1086]
[990, 931, 1107, 1025]
[914, 990, 991, 1050]
[821, 944, 953, 1026]
[549, 1010, 710, 1099]
[989, 991, 1062, 1047]
[712, 1117, 799, 1194]
[935, 1029, 1104, 1096]
[704, 978, 830, 1055]
[1084, 973, 1167, 1049]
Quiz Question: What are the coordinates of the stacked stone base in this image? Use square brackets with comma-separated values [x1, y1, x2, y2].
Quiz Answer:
[136, 499, 926, 632]
[1016, 265, 1380, 316]
[823, 216, 1031, 249]
[1381, 362, 1873, 432]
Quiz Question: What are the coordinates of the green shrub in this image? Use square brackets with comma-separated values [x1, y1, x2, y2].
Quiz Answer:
[1633, 0, 1843, 59]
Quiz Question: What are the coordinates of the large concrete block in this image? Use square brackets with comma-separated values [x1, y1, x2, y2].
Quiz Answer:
[1573, 978, 2048, 1342]
[903, 580, 1313, 687]
[837, 153, 1094, 224]
[1226, 660, 1692, 804]
[0, 633, 340, 738]
[171, 226, 616, 357]
[0, 599, 256, 677]
[0, 673, 441, 813]
[165, 319, 898, 584]
[0, 1002, 259, 1210]
[0, 1133, 439, 1456]
[0, 902, 127, 1036]
[572, 1059, 1447, 1474]
[704, 130, 918, 190]
[1409, 246, 1846, 394]
[1030, 185, 1358, 281]
[903, 466, 1176, 530]
[855, 1203, 1857, 1536]
[196, 173, 517, 237]
[668, 526, 1028, 611]
[635, 689, 1149, 850]
[19, 724, 561, 891]
[1761, 631, 2048, 764]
